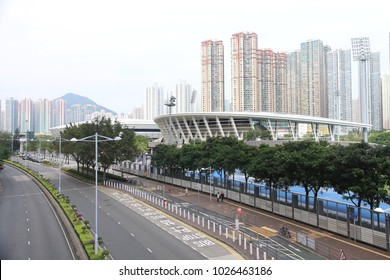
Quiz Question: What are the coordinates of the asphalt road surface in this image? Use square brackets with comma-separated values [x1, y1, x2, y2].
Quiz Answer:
[0, 164, 75, 260]
[19, 159, 225, 259]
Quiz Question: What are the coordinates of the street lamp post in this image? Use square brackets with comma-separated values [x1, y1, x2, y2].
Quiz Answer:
[71, 132, 122, 255]
[59, 136, 62, 193]
[201, 166, 212, 202]
[47, 136, 65, 194]
[164, 96, 176, 145]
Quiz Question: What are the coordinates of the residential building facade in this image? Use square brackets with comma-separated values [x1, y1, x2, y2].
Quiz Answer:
[201, 40, 224, 112]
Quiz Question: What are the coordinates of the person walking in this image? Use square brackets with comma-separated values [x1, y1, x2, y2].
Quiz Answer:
[220, 192, 224, 202]
[185, 188, 188, 196]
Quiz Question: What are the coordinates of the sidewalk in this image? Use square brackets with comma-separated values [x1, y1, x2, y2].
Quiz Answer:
[121, 173, 390, 260]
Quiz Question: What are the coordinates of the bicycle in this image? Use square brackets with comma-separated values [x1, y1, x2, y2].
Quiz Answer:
[279, 226, 291, 238]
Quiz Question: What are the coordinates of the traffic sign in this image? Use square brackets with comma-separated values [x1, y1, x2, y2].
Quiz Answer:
[339, 249, 347, 260]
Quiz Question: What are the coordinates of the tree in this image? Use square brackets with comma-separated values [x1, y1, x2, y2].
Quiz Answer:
[248, 144, 284, 189]
[61, 117, 142, 180]
[0, 131, 12, 161]
[151, 144, 181, 176]
[178, 141, 207, 179]
[244, 128, 272, 141]
[329, 142, 390, 211]
[368, 130, 390, 146]
[281, 140, 332, 210]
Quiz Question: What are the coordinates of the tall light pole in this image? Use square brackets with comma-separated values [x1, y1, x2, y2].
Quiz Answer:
[201, 166, 212, 202]
[71, 132, 122, 255]
[58, 136, 62, 193]
[47, 136, 66, 194]
[352, 37, 371, 142]
[164, 96, 176, 145]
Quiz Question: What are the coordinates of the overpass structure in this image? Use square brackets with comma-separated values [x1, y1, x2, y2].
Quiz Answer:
[154, 112, 372, 144]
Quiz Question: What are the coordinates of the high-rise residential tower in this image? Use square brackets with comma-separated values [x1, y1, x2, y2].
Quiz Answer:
[327, 49, 352, 124]
[169, 80, 194, 114]
[370, 52, 382, 130]
[5, 98, 18, 133]
[34, 99, 51, 134]
[145, 83, 165, 120]
[201, 40, 224, 112]
[51, 99, 66, 128]
[382, 73, 390, 129]
[286, 51, 301, 114]
[257, 49, 287, 113]
[299, 40, 330, 117]
[231, 32, 258, 112]
[19, 98, 33, 133]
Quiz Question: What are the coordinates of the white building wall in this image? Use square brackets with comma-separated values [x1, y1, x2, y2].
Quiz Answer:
[382, 73, 390, 129]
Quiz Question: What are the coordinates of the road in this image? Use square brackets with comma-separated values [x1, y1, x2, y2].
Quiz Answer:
[19, 159, 232, 260]
[0, 164, 75, 260]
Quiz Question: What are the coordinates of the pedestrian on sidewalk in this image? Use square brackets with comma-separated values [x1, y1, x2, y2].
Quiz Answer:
[220, 192, 224, 202]
[216, 192, 220, 202]
[185, 188, 188, 196]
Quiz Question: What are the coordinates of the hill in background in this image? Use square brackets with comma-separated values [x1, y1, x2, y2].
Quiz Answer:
[55, 92, 117, 115]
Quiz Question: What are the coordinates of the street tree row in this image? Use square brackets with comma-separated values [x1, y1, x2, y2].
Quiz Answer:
[59, 117, 148, 180]
[151, 137, 390, 210]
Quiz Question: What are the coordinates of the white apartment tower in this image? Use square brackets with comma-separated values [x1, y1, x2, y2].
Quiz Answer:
[382, 73, 390, 129]
[286, 51, 301, 114]
[231, 32, 258, 112]
[51, 99, 66, 128]
[34, 99, 51, 134]
[169, 80, 194, 114]
[5, 98, 18, 133]
[19, 98, 33, 133]
[145, 83, 164, 120]
[201, 40, 224, 112]
[370, 52, 382, 130]
[300, 40, 330, 118]
[327, 49, 352, 124]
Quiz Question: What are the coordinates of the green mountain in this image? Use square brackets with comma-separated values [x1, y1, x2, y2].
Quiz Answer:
[56, 92, 117, 115]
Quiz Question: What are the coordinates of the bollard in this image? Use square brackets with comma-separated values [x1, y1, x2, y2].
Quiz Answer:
[244, 237, 247, 250]
[219, 225, 222, 236]
[263, 252, 267, 260]
[225, 228, 228, 239]
[208, 220, 210, 230]
[257, 247, 259, 260]
[233, 231, 235, 242]
[238, 234, 241, 246]
[250, 243, 253, 255]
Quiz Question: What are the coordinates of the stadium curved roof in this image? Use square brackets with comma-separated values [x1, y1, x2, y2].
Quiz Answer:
[154, 112, 371, 144]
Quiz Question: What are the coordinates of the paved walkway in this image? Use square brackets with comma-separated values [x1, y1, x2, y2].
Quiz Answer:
[115, 172, 390, 260]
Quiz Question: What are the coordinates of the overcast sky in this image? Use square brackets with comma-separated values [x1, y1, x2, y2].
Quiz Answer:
[0, 0, 389, 114]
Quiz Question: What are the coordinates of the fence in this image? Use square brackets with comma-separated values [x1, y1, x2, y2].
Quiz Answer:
[113, 163, 390, 253]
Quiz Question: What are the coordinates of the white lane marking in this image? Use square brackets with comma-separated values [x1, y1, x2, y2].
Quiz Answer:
[288, 244, 302, 252]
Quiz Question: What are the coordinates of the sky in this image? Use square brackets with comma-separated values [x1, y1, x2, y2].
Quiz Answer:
[0, 0, 389, 115]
